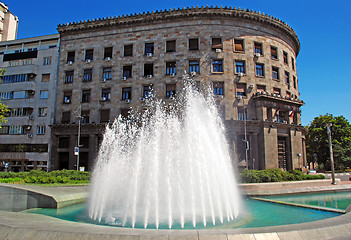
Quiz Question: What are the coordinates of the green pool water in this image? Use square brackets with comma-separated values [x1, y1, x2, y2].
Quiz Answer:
[262, 191, 351, 211]
[26, 197, 341, 229]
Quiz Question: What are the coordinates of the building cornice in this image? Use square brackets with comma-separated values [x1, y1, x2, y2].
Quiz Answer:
[57, 6, 300, 55]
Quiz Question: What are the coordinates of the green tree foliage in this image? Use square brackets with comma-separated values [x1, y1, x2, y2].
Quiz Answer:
[0, 101, 8, 127]
[0, 68, 9, 127]
[306, 114, 351, 170]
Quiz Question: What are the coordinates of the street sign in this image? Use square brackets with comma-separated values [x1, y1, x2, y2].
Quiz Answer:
[74, 147, 79, 156]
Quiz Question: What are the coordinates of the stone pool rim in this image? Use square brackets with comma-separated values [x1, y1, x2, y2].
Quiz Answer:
[1, 180, 351, 239]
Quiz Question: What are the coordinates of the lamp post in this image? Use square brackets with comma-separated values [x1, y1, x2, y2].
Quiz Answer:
[74, 106, 83, 171]
[326, 123, 336, 185]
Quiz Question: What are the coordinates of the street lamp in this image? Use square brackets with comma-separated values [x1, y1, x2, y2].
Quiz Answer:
[74, 106, 83, 171]
[326, 123, 336, 185]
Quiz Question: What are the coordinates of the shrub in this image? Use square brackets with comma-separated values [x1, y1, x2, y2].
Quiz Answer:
[0, 170, 91, 184]
[240, 168, 325, 183]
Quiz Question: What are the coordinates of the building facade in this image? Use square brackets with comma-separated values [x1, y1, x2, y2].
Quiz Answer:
[51, 6, 306, 171]
[0, 2, 18, 42]
[0, 34, 60, 171]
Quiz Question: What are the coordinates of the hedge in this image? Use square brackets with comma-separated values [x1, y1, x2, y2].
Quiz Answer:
[240, 169, 325, 183]
[0, 170, 91, 184]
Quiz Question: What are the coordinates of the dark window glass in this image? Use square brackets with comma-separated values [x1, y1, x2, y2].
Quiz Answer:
[124, 44, 133, 57]
[166, 40, 176, 52]
[189, 38, 199, 50]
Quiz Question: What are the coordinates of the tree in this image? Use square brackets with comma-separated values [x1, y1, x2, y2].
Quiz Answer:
[0, 68, 9, 127]
[306, 114, 351, 170]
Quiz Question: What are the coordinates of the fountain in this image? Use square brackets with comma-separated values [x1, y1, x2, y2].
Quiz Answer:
[88, 81, 241, 229]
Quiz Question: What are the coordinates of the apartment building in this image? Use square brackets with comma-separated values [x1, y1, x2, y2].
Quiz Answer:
[0, 2, 18, 42]
[0, 34, 59, 171]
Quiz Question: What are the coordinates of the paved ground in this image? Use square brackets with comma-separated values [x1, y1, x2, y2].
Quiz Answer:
[324, 173, 351, 182]
[0, 181, 351, 239]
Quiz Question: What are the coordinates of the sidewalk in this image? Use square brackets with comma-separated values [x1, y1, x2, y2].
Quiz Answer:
[240, 179, 351, 196]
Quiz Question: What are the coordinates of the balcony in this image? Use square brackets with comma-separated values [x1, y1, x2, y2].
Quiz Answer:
[252, 91, 304, 106]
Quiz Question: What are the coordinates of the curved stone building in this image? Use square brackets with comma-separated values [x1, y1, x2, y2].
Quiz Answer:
[51, 6, 306, 171]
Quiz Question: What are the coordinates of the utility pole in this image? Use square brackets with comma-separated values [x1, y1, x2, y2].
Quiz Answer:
[326, 123, 336, 185]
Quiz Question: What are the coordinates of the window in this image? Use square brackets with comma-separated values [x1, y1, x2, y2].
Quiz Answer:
[213, 82, 224, 96]
[9, 108, 28, 117]
[189, 60, 199, 73]
[166, 40, 176, 52]
[100, 109, 110, 123]
[101, 88, 111, 101]
[2, 74, 28, 83]
[238, 107, 247, 120]
[37, 126, 46, 135]
[82, 90, 91, 103]
[236, 83, 246, 97]
[43, 57, 51, 65]
[8, 108, 30, 117]
[272, 67, 279, 80]
[234, 39, 244, 52]
[65, 71, 74, 83]
[124, 44, 133, 57]
[286, 91, 291, 98]
[122, 87, 131, 100]
[0, 126, 9, 134]
[166, 84, 176, 98]
[143, 85, 153, 98]
[9, 126, 24, 135]
[271, 46, 278, 59]
[0, 92, 13, 100]
[283, 51, 288, 65]
[63, 91, 72, 104]
[235, 60, 245, 74]
[61, 111, 70, 124]
[189, 38, 199, 50]
[83, 69, 92, 82]
[144, 63, 153, 77]
[39, 108, 47, 117]
[40, 91, 48, 99]
[255, 63, 264, 77]
[273, 87, 281, 95]
[42, 74, 50, 82]
[85, 49, 94, 61]
[104, 47, 113, 59]
[257, 85, 266, 93]
[123, 65, 132, 78]
[145, 42, 154, 55]
[291, 57, 295, 71]
[120, 109, 130, 119]
[59, 136, 70, 148]
[103, 68, 112, 80]
[293, 76, 297, 89]
[67, 51, 75, 63]
[212, 60, 223, 73]
[212, 38, 222, 50]
[13, 91, 29, 99]
[166, 62, 176, 75]
[254, 43, 263, 55]
[276, 110, 286, 123]
[81, 110, 89, 124]
[285, 71, 290, 85]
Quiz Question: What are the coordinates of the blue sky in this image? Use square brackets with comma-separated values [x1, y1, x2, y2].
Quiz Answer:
[8, 0, 351, 126]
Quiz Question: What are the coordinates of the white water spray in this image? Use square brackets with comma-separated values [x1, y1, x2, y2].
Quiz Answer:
[88, 81, 241, 229]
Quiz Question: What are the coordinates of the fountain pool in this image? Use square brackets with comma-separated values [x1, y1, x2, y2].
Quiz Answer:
[26, 197, 341, 229]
